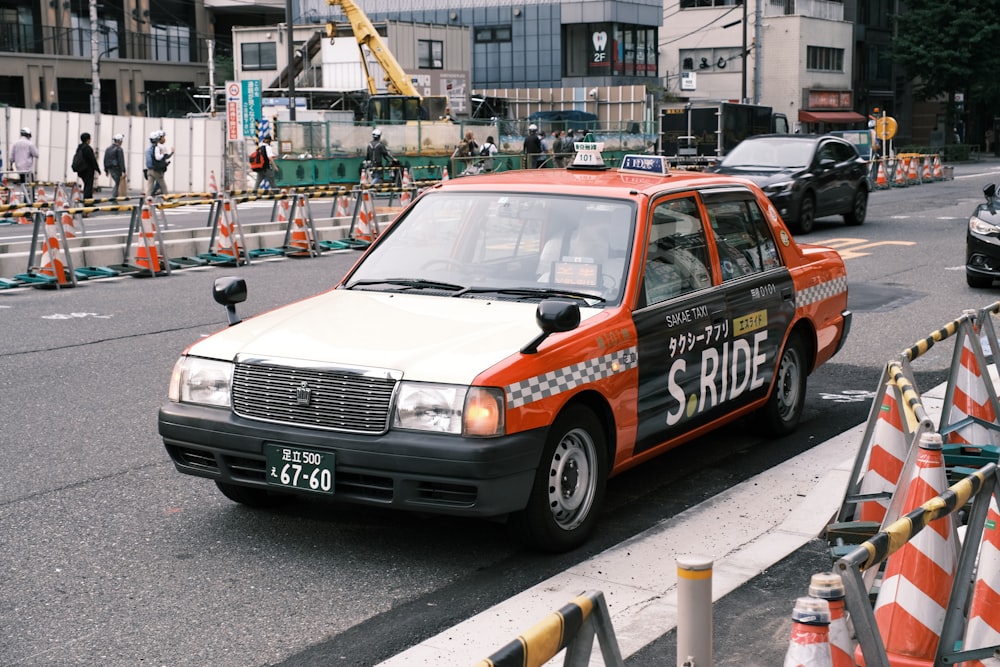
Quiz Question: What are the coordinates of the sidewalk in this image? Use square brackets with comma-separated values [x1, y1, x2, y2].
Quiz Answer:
[373, 380, 951, 666]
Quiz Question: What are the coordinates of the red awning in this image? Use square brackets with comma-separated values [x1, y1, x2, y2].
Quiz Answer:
[798, 110, 867, 124]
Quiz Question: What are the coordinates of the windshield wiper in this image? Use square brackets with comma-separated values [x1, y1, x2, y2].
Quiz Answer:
[346, 278, 466, 292]
[457, 286, 606, 304]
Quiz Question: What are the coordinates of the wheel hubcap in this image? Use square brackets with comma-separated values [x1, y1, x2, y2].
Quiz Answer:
[776, 348, 801, 419]
[547, 429, 596, 530]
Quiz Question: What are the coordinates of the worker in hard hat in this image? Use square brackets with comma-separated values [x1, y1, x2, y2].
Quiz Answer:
[10, 127, 39, 185]
[523, 123, 544, 168]
[103, 133, 127, 198]
[365, 128, 398, 186]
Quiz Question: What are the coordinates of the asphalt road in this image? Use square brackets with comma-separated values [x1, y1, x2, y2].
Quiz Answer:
[2, 160, 999, 666]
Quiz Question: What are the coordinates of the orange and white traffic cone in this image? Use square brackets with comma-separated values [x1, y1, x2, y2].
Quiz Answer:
[61, 210, 79, 240]
[209, 170, 218, 196]
[359, 168, 368, 187]
[875, 161, 888, 189]
[892, 159, 907, 188]
[933, 156, 944, 180]
[134, 200, 161, 272]
[809, 573, 854, 667]
[400, 168, 412, 207]
[35, 185, 49, 203]
[784, 596, 833, 667]
[214, 199, 241, 261]
[353, 189, 376, 243]
[922, 157, 933, 182]
[441, 165, 449, 182]
[907, 156, 919, 184]
[856, 383, 910, 523]
[334, 191, 351, 218]
[859, 432, 958, 667]
[962, 496, 1000, 667]
[275, 191, 291, 223]
[287, 194, 315, 256]
[944, 320, 1000, 450]
[37, 211, 67, 285]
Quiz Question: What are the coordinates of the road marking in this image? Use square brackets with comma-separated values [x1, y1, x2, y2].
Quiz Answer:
[819, 237, 916, 259]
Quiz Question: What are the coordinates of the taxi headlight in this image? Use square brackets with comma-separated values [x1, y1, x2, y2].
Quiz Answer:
[168, 356, 233, 408]
[970, 214, 1000, 236]
[394, 383, 505, 436]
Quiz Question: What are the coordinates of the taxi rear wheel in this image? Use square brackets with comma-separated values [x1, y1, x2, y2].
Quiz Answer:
[755, 334, 807, 436]
[509, 406, 607, 553]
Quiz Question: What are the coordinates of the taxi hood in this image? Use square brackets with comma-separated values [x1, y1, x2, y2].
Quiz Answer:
[188, 288, 589, 385]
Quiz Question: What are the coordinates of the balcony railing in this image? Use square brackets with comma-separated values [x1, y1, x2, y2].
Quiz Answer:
[765, 0, 845, 20]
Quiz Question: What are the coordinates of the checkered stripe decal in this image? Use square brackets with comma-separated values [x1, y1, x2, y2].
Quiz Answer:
[796, 275, 847, 308]
[506, 346, 638, 409]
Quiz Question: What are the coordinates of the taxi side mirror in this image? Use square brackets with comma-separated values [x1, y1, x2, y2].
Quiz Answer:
[213, 276, 247, 326]
[521, 299, 581, 354]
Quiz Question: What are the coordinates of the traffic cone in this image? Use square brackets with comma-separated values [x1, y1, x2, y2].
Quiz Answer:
[893, 159, 907, 187]
[359, 168, 368, 187]
[784, 596, 833, 667]
[442, 165, 450, 182]
[922, 157, 932, 182]
[287, 194, 314, 256]
[962, 496, 1000, 667]
[35, 185, 49, 203]
[214, 199, 240, 261]
[400, 168, 412, 207]
[907, 156, 919, 184]
[134, 200, 161, 272]
[809, 573, 854, 667]
[875, 161, 888, 189]
[61, 210, 79, 240]
[859, 432, 958, 667]
[932, 155, 944, 180]
[334, 191, 351, 218]
[37, 211, 67, 285]
[209, 170, 218, 196]
[354, 189, 376, 243]
[856, 383, 910, 523]
[944, 322, 1000, 449]
[274, 191, 291, 223]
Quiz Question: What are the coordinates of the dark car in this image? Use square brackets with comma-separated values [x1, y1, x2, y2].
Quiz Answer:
[966, 183, 1000, 288]
[709, 134, 870, 233]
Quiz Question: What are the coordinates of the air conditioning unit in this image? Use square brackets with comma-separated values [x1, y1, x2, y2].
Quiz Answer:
[680, 72, 697, 91]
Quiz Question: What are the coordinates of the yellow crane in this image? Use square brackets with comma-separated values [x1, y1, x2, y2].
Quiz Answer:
[326, 0, 450, 122]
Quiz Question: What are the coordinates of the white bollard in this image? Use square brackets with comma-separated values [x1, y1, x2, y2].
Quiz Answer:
[677, 556, 713, 667]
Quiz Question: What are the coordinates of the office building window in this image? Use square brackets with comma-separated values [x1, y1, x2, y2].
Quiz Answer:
[242, 42, 277, 71]
[419, 39, 443, 69]
[474, 26, 512, 43]
[807, 46, 844, 72]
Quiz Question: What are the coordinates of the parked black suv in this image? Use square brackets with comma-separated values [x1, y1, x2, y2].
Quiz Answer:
[710, 134, 870, 233]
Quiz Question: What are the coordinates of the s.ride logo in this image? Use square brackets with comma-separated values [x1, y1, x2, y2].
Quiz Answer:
[665, 331, 768, 425]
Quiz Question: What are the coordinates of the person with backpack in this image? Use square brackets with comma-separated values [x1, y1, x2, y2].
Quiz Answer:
[145, 130, 173, 197]
[103, 133, 127, 198]
[71, 132, 100, 202]
[251, 135, 277, 191]
[365, 128, 397, 185]
[479, 135, 499, 171]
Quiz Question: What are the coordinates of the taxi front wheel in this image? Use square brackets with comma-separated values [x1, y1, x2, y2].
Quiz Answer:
[754, 333, 807, 436]
[509, 405, 608, 553]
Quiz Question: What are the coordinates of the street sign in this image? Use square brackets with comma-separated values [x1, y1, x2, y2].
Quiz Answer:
[226, 81, 241, 142]
[875, 116, 897, 141]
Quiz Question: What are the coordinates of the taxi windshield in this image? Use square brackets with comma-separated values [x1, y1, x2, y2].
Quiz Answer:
[345, 192, 636, 307]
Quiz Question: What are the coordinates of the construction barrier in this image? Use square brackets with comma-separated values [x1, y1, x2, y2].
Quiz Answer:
[472, 591, 624, 667]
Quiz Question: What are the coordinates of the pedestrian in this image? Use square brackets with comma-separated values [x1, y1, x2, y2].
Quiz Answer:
[10, 127, 39, 184]
[251, 134, 278, 191]
[145, 130, 173, 197]
[524, 123, 543, 168]
[553, 129, 569, 167]
[365, 128, 397, 185]
[103, 133, 127, 198]
[480, 135, 499, 171]
[71, 132, 100, 202]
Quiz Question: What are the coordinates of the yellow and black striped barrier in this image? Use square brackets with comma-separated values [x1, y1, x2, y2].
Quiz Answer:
[473, 591, 623, 667]
[902, 312, 970, 362]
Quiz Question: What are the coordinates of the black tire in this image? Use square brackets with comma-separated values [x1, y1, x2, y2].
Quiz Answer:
[508, 405, 608, 553]
[794, 194, 816, 234]
[215, 481, 290, 507]
[754, 333, 807, 436]
[967, 272, 994, 288]
[844, 187, 868, 226]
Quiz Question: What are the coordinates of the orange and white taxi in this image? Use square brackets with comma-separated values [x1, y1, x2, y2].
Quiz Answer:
[159, 150, 850, 552]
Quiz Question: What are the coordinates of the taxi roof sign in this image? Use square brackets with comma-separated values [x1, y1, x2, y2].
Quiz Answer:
[619, 154, 670, 176]
[569, 143, 607, 170]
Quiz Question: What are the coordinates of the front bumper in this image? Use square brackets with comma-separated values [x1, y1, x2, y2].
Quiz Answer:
[159, 402, 545, 518]
[966, 231, 1000, 281]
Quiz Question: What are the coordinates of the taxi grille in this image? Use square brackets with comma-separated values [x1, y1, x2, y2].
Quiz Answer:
[232, 360, 398, 434]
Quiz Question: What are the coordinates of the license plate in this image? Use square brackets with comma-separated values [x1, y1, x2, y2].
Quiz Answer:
[264, 444, 335, 494]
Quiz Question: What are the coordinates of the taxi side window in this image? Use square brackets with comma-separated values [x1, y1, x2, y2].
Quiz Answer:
[705, 198, 781, 281]
[642, 196, 712, 306]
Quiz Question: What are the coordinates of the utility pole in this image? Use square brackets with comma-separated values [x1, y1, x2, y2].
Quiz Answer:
[285, 0, 296, 121]
[90, 0, 100, 118]
[741, 0, 747, 103]
[207, 39, 216, 117]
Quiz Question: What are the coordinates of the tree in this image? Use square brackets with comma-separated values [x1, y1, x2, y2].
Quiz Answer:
[892, 0, 1000, 142]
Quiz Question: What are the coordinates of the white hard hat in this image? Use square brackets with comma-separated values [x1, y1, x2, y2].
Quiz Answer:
[372, 128, 382, 138]
[20, 127, 31, 137]
[149, 130, 161, 141]
[113, 133, 124, 142]
[528, 123, 538, 132]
